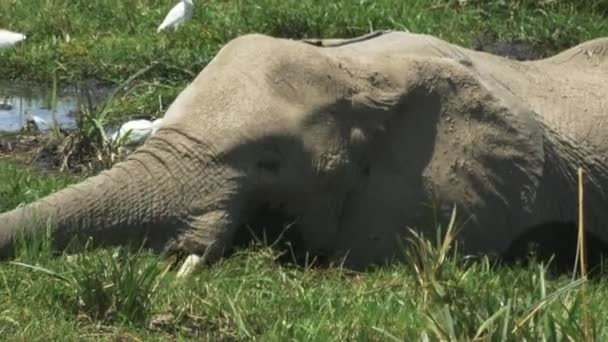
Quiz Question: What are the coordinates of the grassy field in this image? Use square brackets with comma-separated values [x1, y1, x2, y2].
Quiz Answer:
[1, 0, 608, 84]
[2, 0, 608, 340]
[0, 162, 607, 340]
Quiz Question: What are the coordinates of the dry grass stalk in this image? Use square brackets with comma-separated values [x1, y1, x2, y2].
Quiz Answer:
[576, 167, 591, 342]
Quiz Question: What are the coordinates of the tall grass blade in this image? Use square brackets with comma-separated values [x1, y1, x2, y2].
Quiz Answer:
[512, 278, 585, 334]
[576, 167, 591, 342]
[371, 326, 403, 342]
[8, 261, 72, 284]
[50, 67, 60, 138]
[473, 302, 511, 340]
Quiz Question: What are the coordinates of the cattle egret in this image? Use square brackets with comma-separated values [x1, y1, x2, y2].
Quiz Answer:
[23, 113, 50, 132]
[0, 98, 13, 111]
[157, 0, 194, 33]
[151, 118, 163, 134]
[0, 29, 26, 48]
[110, 119, 155, 146]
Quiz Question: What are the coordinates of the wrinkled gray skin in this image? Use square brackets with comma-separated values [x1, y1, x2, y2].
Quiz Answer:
[1, 31, 607, 273]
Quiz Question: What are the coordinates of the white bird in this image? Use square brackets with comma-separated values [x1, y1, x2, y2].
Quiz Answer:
[151, 118, 163, 134]
[0, 98, 13, 111]
[23, 113, 50, 132]
[108, 118, 164, 146]
[157, 0, 194, 33]
[0, 29, 26, 49]
[109, 119, 154, 146]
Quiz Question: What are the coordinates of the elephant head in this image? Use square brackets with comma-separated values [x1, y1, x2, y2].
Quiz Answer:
[0, 31, 549, 272]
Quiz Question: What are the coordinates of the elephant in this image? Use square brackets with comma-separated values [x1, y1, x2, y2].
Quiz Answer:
[1, 30, 607, 275]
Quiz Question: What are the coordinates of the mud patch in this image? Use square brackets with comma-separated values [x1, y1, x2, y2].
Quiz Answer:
[0, 132, 72, 173]
[0, 133, 42, 161]
[472, 33, 545, 61]
[0, 130, 125, 175]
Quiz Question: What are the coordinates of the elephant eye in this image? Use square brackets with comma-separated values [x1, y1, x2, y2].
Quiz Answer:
[256, 159, 280, 173]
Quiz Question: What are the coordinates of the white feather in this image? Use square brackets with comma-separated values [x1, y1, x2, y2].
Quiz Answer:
[0, 29, 26, 48]
[157, 0, 194, 33]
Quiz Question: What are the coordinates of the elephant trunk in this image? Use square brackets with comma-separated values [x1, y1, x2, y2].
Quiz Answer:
[0, 129, 208, 258]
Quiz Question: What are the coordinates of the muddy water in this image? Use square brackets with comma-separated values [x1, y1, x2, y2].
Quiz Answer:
[0, 80, 111, 133]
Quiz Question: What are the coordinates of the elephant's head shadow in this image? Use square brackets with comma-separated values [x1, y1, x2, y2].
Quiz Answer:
[228, 84, 441, 264]
[220, 84, 444, 267]
[501, 221, 608, 277]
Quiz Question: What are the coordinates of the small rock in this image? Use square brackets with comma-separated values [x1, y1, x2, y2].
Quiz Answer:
[148, 313, 175, 331]
[176, 254, 203, 278]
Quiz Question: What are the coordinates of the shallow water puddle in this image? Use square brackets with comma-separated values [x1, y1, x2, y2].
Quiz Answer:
[0, 80, 109, 133]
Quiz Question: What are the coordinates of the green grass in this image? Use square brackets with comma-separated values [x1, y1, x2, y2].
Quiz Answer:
[0, 161, 605, 340]
[2, 0, 608, 340]
[0, 221, 606, 340]
[0, 159, 81, 212]
[2, 0, 608, 86]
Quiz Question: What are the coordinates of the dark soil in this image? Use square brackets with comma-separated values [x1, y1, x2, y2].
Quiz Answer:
[0, 131, 112, 175]
[0, 133, 67, 173]
[472, 33, 546, 60]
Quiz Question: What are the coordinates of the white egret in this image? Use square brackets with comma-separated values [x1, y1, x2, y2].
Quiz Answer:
[109, 118, 164, 146]
[0, 29, 26, 49]
[157, 0, 194, 33]
[109, 119, 154, 146]
[0, 98, 13, 111]
[151, 118, 163, 134]
[23, 112, 50, 132]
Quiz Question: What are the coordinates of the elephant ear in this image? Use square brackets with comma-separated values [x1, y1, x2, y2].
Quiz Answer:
[307, 54, 545, 253]
[396, 56, 546, 253]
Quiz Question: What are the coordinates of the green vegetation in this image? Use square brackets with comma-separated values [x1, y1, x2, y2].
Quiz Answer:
[1, 192, 606, 340]
[2, 0, 608, 86]
[0, 160, 80, 212]
[0, 162, 604, 340]
[1, 0, 608, 340]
